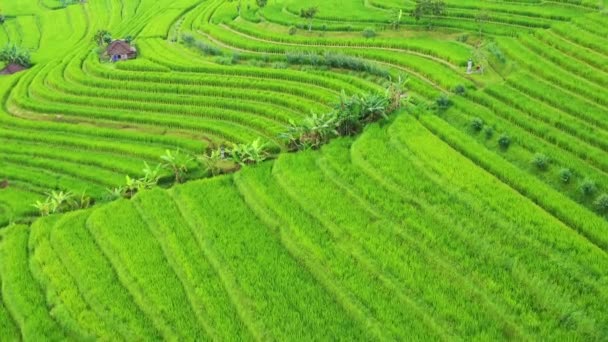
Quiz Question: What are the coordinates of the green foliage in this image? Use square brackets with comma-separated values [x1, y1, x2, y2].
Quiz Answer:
[411, 0, 446, 21]
[595, 193, 608, 214]
[161, 150, 194, 183]
[288, 26, 297, 35]
[559, 168, 573, 183]
[199, 149, 224, 176]
[362, 27, 376, 39]
[436, 94, 452, 111]
[229, 138, 270, 166]
[0, 44, 31, 67]
[281, 79, 407, 151]
[531, 153, 550, 171]
[181, 34, 222, 55]
[483, 126, 494, 139]
[300, 7, 318, 31]
[470, 117, 484, 132]
[256, 0, 267, 8]
[580, 179, 597, 197]
[453, 84, 467, 95]
[498, 134, 511, 150]
[94, 30, 112, 46]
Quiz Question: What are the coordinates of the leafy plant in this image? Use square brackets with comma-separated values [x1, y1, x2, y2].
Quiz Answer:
[436, 94, 452, 111]
[595, 194, 608, 214]
[359, 93, 389, 122]
[498, 134, 511, 150]
[256, 0, 267, 8]
[484, 126, 494, 139]
[300, 7, 318, 31]
[94, 30, 112, 46]
[0, 44, 31, 67]
[362, 28, 376, 39]
[559, 168, 573, 184]
[161, 149, 194, 183]
[32, 199, 52, 217]
[229, 138, 270, 166]
[470, 117, 484, 132]
[411, 0, 445, 21]
[580, 179, 597, 197]
[288, 26, 297, 35]
[453, 84, 467, 95]
[531, 153, 550, 171]
[199, 149, 224, 176]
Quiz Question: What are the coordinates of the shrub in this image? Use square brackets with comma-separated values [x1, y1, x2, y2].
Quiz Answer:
[470, 117, 484, 132]
[531, 153, 550, 171]
[457, 34, 468, 42]
[436, 94, 452, 110]
[484, 126, 494, 139]
[559, 168, 573, 183]
[362, 28, 376, 39]
[288, 26, 297, 35]
[498, 134, 511, 150]
[453, 84, 466, 95]
[595, 194, 608, 214]
[0, 44, 31, 67]
[580, 179, 597, 197]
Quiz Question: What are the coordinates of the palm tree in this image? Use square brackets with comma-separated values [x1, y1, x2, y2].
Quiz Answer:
[161, 149, 194, 183]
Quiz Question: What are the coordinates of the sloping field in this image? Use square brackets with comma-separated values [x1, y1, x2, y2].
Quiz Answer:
[0, 0, 607, 339]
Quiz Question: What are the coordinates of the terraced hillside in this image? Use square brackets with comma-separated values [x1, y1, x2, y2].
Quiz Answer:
[0, 0, 607, 340]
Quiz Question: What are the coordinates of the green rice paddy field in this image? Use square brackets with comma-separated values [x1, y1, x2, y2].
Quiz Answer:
[0, 0, 607, 340]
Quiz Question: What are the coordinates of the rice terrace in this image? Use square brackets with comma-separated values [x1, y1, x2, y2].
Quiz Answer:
[0, 0, 608, 340]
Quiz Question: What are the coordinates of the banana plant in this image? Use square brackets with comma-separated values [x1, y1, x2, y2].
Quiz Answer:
[47, 190, 74, 213]
[359, 93, 389, 122]
[229, 138, 270, 166]
[199, 149, 223, 176]
[161, 149, 194, 183]
[32, 199, 52, 216]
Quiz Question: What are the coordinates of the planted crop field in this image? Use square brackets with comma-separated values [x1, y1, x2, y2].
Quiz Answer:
[0, 0, 607, 340]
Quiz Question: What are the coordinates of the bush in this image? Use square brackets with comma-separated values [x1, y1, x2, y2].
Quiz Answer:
[580, 179, 597, 197]
[453, 84, 466, 95]
[288, 26, 297, 35]
[470, 117, 484, 132]
[436, 94, 451, 110]
[362, 28, 376, 39]
[531, 153, 550, 171]
[559, 168, 573, 183]
[498, 134, 511, 150]
[595, 194, 608, 214]
[484, 126, 494, 139]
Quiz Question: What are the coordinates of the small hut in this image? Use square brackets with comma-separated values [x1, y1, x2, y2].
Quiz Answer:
[105, 40, 137, 62]
[0, 63, 26, 75]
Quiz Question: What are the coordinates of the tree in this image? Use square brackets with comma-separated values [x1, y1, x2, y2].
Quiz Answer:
[0, 44, 31, 67]
[124, 35, 134, 44]
[256, 0, 267, 8]
[300, 7, 318, 31]
[411, 0, 445, 22]
[94, 30, 112, 46]
[161, 149, 194, 183]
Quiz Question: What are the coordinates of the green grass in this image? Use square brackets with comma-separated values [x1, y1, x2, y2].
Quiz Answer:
[0, 0, 607, 339]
